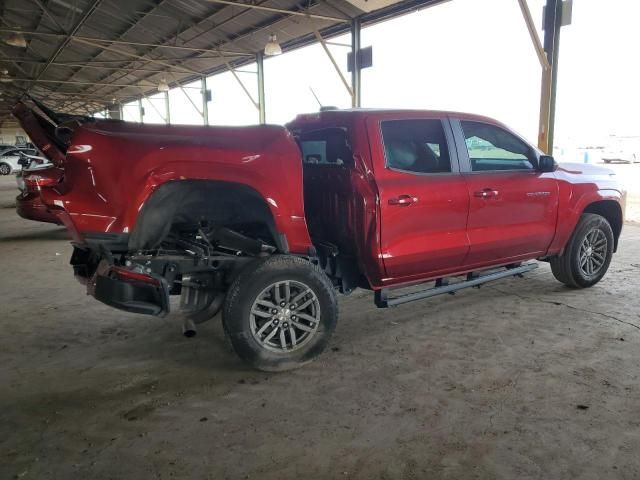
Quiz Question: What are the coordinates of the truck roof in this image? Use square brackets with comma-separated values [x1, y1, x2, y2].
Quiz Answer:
[288, 108, 503, 127]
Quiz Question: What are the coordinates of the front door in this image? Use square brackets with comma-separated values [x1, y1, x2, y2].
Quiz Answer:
[451, 118, 559, 266]
[369, 115, 470, 282]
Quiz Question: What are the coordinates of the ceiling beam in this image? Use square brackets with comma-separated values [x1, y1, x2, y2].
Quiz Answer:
[32, 0, 67, 33]
[0, 28, 253, 56]
[90, 0, 336, 100]
[65, 0, 269, 97]
[71, 37, 202, 75]
[12, 77, 157, 87]
[24, 0, 104, 97]
[51, 0, 175, 91]
[0, 56, 231, 65]
[1, 59, 184, 74]
[204, 0, 350, 23]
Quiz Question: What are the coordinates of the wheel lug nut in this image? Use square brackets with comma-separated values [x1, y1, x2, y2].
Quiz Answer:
[280, 302, 286, 307]
[271, 309, 278, 314]
[291, 315, 296, 321]
[290, 304, 296, 310]
[283, 322, 289, 328]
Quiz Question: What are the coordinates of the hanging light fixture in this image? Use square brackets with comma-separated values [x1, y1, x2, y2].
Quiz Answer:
[5, 32, 27, 48]
[157, 77, 169, 92]
[264, 34, 282, 56]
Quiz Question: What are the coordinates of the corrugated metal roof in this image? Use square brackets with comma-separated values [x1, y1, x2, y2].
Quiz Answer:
[0, 0, 447, 125]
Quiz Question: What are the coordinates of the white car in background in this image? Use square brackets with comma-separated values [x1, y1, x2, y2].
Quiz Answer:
[0, 148, 39, 175]
[601, 145, 639, 164]
[15, 153, 52, 192]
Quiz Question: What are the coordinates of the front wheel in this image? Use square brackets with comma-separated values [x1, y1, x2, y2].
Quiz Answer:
[550, 213, 614, 288]
[223, 255, 338, 372]
[0, 163, 11, 175]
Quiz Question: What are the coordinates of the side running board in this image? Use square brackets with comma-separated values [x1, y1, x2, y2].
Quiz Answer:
[374, 263, 538, 308]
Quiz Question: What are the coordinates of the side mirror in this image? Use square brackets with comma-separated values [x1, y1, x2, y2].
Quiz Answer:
[538, 155, 557, 173]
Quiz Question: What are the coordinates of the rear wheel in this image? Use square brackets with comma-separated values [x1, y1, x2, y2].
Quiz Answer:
[0, 163, 11, 175]
[550, 213, 614, 288]
[223, 255, 338, 372]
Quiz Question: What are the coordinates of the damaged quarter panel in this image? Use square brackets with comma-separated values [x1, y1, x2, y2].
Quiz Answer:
[42, 121, 313, 254]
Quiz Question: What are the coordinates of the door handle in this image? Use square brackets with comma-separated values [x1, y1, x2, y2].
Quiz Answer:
[474, 188, 499, 199]
[388, 194, 418, 206]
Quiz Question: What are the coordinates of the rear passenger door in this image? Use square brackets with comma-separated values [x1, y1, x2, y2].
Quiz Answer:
[298, 127, 355, 252]
[451, 118, 559, 266]
[368, 115, 470, 281]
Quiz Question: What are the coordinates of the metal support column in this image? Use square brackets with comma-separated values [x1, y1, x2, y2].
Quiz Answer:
[138, 98, 144, 123]
[164, 91, 170, 124]
[201, 77, 209, 125]
[107, 102, 121, 120]
[313, 26, 354, 102]
[256, 51, 266, 124]
[517, 0, 552, 153]
[351, 18, 362, 108]
[542, 0, 563, 154]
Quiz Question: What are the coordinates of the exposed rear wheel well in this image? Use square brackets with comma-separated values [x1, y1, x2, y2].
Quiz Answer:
[583, 200, 623, 251]
[129, 180, 286, 252]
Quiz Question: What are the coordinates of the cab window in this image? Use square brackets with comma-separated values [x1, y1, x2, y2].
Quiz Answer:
[460, 121, 535, 171]
[381, 119, 451, 174]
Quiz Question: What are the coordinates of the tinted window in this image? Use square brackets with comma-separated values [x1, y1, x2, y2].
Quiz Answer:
[381, 119, 451, 174]
[298, 128, 353, 167]
[461, 121, 534, 171]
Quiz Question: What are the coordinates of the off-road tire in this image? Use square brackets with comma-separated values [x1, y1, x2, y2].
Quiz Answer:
[550, 213, 614, 288]
[0, 163, 11, 175]
[223, 255, 338, 372]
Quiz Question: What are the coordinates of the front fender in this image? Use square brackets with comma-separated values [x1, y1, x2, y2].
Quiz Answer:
[547, 187, 624, 255]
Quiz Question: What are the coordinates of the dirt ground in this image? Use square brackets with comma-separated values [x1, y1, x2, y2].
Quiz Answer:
[1, 174, 639, 480]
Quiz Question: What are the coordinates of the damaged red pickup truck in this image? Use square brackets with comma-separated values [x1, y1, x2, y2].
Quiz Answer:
[13, 102, 625, 371]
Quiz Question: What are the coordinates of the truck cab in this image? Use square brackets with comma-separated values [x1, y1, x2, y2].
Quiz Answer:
[289, 109, 622, 289]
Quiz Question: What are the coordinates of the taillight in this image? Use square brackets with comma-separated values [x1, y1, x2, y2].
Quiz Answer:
[110, 266, 160, 286]
[24, 167, 63, 188]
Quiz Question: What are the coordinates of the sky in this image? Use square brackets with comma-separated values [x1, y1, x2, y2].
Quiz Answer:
[122, 0, 640, 149]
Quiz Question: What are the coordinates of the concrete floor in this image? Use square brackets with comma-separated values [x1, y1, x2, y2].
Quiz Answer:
[1, 175, 639, 480]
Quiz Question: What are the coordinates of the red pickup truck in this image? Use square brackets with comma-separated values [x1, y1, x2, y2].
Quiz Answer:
[13, 102, 625, 371]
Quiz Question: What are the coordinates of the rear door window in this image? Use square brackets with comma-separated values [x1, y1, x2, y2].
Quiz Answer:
[298, 128, 354, 167]
[380, 119, 452, 174]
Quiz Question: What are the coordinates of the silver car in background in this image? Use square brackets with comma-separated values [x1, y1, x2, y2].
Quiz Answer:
[0, 148, 38, 175]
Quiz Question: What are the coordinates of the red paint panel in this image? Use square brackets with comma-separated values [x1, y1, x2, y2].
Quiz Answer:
[462, 171, 559, 264]
[365, 114, 470, 282]
[32, 120, 313, 253]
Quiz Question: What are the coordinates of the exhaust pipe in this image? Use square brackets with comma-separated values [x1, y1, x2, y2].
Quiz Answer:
[182, 317, 197, 338]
